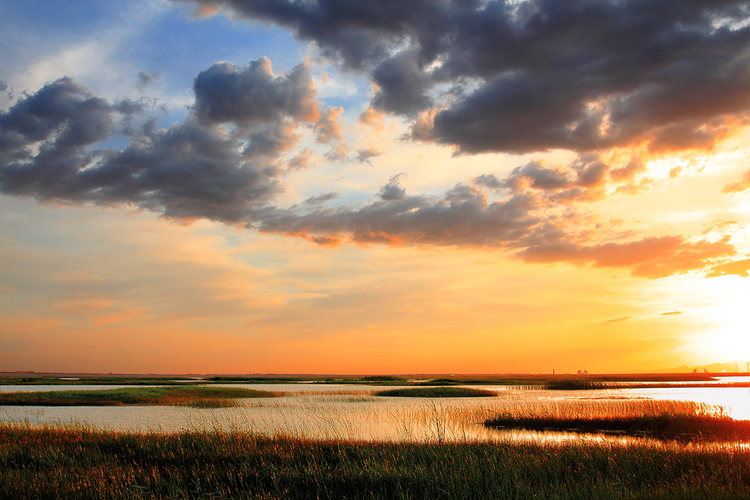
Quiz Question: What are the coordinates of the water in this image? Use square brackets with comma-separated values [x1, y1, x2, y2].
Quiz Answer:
[1, 384, 748, 444]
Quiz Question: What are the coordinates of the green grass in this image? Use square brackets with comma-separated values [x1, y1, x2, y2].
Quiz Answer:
[375, 387, 496, 398]
[0, 386, 280, 408]
[2, 424, 750, 499]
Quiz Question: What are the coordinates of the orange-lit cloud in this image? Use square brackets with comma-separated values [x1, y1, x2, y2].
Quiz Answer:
[723, 168, 750, 194]
[706, 258, 750, 278]
[520, 235, 736, 279]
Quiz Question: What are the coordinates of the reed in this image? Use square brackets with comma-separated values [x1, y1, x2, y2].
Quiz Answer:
[375, 387, 496, 398]
[2, 423, 750, 499]
[0, 386, 280, 408]
[484, 399, 750, 441]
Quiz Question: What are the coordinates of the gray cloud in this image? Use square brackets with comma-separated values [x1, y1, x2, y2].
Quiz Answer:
[179, 0, 750, 155]
[304, 192, 339, 205]
[194, 57, 318, 127]
[0, 59, 323, 224]
[137, 70, 160, 89]
[1, 54, 742, 279]
[287, 148, 313, 171]
[355, 148, 381, 165]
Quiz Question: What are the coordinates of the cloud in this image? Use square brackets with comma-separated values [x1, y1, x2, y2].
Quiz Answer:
[355, 148, 381, 165]
[304, 192, 339, 205]
[0, 54, 740, 280]
[603, 316, 631, 325]
[287, 148, 314, 172]
[178, 0, 750, 155]
[661, 311, 684, 316]
[0, 57, 328, 225]
[518, 235, 736, 279]
[194, 57, 319, 126]
[722, 168, 750, 193]
[313, 106, 348, 160]
[358, 106, 385, 131]
[706, 257, 750, 278]
[137, 70, 160, 89]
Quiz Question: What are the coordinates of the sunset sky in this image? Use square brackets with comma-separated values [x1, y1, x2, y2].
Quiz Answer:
[1, 0, 750, 375]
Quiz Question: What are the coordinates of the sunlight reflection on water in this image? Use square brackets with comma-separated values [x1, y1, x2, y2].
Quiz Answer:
[1, 384, 748, 445]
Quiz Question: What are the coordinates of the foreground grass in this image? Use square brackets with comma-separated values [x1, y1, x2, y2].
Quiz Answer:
[0, 386, 279, 408]
[2, 425, 750, 499]
[375, 387, 496, 398]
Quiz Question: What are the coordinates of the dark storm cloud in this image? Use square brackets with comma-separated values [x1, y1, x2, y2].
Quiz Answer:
[178, 0, 750, 154]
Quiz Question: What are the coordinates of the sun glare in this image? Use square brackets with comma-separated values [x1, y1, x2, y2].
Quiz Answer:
[690, 276, 750, 362]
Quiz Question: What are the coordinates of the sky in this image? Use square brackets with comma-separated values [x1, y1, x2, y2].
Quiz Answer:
[1, 0, 750, 375]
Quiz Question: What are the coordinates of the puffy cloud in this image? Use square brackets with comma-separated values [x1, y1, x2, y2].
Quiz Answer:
[243, 119, 300, 158]
[179, 0, 750, 155]
[358, 106, 385, 131]
[0, 57, 328, 225]
[313, 106, 348, 160]
[370, 52, 433, 116]
[1, 44, 741, 280]
[194, 57, 319, 126]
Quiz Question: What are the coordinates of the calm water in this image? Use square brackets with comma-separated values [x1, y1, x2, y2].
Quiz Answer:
[1, 384, 748, 444]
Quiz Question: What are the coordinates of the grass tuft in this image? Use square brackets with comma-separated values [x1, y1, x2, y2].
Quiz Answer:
[544, 378, 604, 390]
[0, 385, 280, 407]
[485, 399, 750, 441]
[375, 387, 496, 398]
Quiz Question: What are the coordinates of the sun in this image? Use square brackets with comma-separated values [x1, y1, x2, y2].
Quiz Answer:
[690, 275, 750, 363]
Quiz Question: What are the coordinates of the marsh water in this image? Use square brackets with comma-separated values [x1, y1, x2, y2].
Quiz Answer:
[1, 382, 749, 444]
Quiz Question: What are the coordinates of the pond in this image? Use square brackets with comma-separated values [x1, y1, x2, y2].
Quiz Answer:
[1, 383, 748, 444]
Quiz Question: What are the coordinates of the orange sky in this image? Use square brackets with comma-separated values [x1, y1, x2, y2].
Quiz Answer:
[1, 1, 749, 374]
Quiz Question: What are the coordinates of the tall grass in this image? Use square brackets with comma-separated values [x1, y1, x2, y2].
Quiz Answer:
[484, 399, 750, 441]
[0, 386, 280, 408]
[375, 387, 496, 398]
[2, 423, 750, 499]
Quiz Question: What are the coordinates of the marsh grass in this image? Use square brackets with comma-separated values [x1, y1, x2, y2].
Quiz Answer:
[544, 379, 605, 390]
[2, 423, 750, 499]
[0, 386, 280, 408]
[375, 387, 496, 398]
[485, 399, 750, 441]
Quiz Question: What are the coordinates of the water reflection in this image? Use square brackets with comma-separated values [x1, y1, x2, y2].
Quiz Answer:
[1, 384, 748, 445]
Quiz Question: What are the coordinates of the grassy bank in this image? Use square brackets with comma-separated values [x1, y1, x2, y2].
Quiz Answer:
[375, 387, 496, 398]
[0, 386, 279, 408]
[485, 399, 750, 441]
[1, 425, 749, 499]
